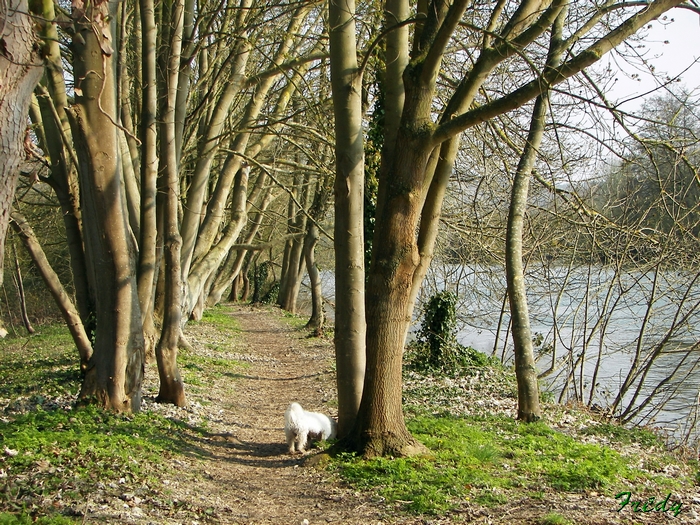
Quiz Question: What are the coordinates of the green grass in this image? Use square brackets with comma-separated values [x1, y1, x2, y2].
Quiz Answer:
[580, 421, 663, 448]
[0, 512, 78, 524]
[182, 305, 248, 387]
[538, 513, 574, 525]
[333, 413, 689, 515]
[279, 310, 308, 330]
[1, 405, 191, 500]
[0, 325, 81, 401]
[198, 305, 242, 332]
[179, 349, 248, 385]
[0, 320, 209, 523]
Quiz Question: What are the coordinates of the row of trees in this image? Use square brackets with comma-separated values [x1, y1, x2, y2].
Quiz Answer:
[328, 0, 700, 456]
[1, 0, 698, 456]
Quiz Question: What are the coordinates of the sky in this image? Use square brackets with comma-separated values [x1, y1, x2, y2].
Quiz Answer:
[603, 11, 700, 108]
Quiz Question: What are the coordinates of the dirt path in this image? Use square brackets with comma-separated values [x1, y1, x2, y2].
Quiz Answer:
[146, 305, 411, 525]
[92, 304, 700, 525]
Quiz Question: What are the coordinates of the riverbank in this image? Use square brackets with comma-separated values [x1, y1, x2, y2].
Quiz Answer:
[1, 304, 699, 524]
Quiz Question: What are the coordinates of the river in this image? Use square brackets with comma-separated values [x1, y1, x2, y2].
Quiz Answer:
[301, 264, 700, 446]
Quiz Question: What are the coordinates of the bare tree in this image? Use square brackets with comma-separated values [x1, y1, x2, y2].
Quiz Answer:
[506, 8, 568, 423]
[154, 0, 187, 406]
[70, 0, 144, 411]
[333, 0, 692, 456]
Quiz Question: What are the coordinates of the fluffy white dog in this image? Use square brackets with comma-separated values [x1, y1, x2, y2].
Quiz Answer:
[284, 402, 337, 454]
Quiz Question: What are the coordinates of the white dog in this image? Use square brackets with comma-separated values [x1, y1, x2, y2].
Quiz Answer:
[284, 402, 337, 454]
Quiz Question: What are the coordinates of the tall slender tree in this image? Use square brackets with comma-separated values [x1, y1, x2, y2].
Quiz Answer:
[506, 8, 568, 424]
[329, 0, 367, 437]
[70, 0, 145, 411]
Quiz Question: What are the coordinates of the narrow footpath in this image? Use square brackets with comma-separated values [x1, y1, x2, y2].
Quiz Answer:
[140, 304, 416, 525]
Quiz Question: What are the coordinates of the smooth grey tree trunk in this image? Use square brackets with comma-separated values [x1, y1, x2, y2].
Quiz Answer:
[155, 0, 187, 406]
[137, 0, 160, 360]
[329, 0, 367, 438]
[506, 9, 568, 423]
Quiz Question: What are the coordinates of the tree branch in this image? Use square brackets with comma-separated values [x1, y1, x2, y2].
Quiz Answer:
[432, 0, 687, 145]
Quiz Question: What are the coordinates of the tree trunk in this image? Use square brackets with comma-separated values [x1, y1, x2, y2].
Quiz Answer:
[506, 100, 546, 422]
[278, 234, 305, 313]
[303, 222, 324, 331]
[71, 3, 145, 412]
[277, 171, 306, 311]
[137, 0, 160, 361]
[10, 209, 93, 370]
[183, 162, 249, 320]
[240, 254, 252, 302]
[155, 0, 186, 406]
[207, 185, 273, 306]
[179, 0, 253, 281]
[358, 141, 432, 458]
[29, 0, 94, 336]
[230, 268, 242, 302]
[303, 176, 332, 331]
[11, 240, 34, 334]
[329, 0, 367, 438]
[0, 0, 43, 282]
[506, 8, 568, 422]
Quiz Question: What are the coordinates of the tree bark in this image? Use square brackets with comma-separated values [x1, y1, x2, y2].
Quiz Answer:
[359, 140, 432, 457]
[329, 0, 367, 438]
[30, 0, 96, 341]
[137, 0, 160, 361]
[278, 235, 305, 313]
[304, 177, 332, 331]
[303, 221, 324, 331]
[0, 0, 43, 282]
[155, 0, 186, 406]
[71, 2, 145, 412]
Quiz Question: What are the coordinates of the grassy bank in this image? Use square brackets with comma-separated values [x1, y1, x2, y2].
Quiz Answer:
[2, 308, 699, 524]
[331, 362, 700, 522]
[0, 308, 242, 525]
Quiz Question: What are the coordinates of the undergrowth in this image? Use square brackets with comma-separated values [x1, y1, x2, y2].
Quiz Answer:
[332, 309, 697, 520]
[0, 406, 191, 521]
[406, 290, 500, 375]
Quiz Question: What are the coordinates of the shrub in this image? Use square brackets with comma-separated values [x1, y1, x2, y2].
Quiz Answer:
[407, 290, 496, 374]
